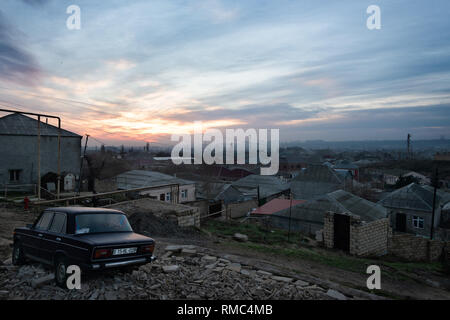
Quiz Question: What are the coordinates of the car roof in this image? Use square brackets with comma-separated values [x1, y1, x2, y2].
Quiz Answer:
[44, 207, 126, 215]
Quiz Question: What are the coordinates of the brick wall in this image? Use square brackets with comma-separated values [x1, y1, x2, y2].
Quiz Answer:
[350, 217, 390, 256]
[225, 200, 258, 219]
[323, 212, 334, 249]
[323, 211, 390, 257]
[388, 233, 448, 262]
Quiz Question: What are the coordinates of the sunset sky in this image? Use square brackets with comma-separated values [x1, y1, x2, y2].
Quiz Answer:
[1, 0, 449, 146]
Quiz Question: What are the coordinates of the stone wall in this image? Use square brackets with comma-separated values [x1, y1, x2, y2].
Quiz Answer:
[388, 233, 448, 262]
[177, 211, 201, 228]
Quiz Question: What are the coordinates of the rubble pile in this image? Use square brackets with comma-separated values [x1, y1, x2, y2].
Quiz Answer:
[0, 244, 341, 300]
[128, 211, 203, 239]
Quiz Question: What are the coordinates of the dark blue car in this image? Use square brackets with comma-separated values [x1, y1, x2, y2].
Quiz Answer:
[12, 207, 156, 287]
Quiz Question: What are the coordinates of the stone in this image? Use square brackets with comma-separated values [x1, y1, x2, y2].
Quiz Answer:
[256, 270, 273, 277]
[233, 233, 248, 242]
[180, 248, 197, 256]
[89, 290, 99, 300]
[3, 258, 12, 266]
[213, 267, 224, 272]
[326, 289, 347, 300]
[218, 258, 230, 264]
[294, 280, 309, 287]
[162, 265, 180, 273]
[425, 279, 440, 288]
[227, 263, 242, 273]
[30, 274, 54, 288]
[165, 245, 183, 252]
[205, 262, 218, 269]
[201, 255, 217, 262]
[240, 269, 251, 276]
[271, 276, 294, 283]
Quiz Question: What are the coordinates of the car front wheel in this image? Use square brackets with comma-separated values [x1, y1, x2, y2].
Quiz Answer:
[55, 257, 68, 288]
[12, 243, 25, 266]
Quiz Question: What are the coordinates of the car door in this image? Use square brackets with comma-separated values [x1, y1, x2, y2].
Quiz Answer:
[32, 211, 55, 264]
[42, 212, 67, 264]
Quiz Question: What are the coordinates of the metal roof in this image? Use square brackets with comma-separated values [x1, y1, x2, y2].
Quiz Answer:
[232, 175, 290, 199]
[0, 113, 81, 137]
[274, 190, 387, 223]
[378, 183, 442, 212]
[116, 170, 194, 189]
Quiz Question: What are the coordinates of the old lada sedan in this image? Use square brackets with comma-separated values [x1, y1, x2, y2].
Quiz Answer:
[13, 207, 156, 287]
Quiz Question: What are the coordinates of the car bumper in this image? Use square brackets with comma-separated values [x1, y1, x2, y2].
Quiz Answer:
[84, 255, 156, 271]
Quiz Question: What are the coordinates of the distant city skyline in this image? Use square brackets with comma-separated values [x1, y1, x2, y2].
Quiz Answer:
[0, 0, 449, 145]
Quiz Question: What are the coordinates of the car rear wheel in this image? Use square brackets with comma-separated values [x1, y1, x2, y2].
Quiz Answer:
[12, 243, 25, 266]
[55, 257, 68, 288]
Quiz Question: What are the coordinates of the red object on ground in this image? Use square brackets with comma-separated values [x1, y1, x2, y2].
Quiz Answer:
[251, 198, 306, 215]
[24, 196, 29, 210]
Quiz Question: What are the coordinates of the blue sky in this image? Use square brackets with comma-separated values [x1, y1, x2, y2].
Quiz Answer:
[0, 0, 449, 145]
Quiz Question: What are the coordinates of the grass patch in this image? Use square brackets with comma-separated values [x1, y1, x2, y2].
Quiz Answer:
[204, 219, 446, 279]
[382, 261, 444, 274]
[203, 219, 306, 245]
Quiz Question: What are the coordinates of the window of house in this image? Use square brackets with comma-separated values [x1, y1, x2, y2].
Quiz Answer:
[166, 192, 171, 201]
[9, 169, 21, 182]
[413, 216, 424, 229]
[181, 189, 188, 199]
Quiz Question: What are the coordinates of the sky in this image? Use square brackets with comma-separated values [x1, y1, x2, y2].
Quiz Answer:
[0, 0, 449, 146]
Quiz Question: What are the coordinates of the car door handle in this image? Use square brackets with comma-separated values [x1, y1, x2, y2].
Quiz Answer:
[38, 233, 43, 237]
[56, 237, 61, 241]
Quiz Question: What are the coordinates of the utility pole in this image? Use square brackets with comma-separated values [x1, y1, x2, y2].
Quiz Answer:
[430, 166, 438, 240]
[288, 191, 293, 242]
[77, 134, 89, 195]
[37, 116, 41, 200]
[407, 133, 412, 160]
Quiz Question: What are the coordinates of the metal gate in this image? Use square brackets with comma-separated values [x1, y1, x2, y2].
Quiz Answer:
[334, 214, 350, 252]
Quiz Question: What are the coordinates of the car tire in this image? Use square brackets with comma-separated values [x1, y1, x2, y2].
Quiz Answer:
[12, 242, 25, 266]
[55, 257, 68, 288]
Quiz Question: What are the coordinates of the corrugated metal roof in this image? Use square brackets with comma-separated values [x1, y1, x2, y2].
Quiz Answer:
[274, 189, 386, 223]
[0, 113, 81, 137]
[292, 164, 343, 184]
[232, 175, 290, 199]
[378, 183, 441, 212]
[116, 170, 194, 189]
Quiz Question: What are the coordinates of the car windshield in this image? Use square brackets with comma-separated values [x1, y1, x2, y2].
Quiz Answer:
[75, 213, 132, 234]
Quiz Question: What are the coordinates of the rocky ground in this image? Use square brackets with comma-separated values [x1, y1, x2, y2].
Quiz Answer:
[0, 244, 348, 300]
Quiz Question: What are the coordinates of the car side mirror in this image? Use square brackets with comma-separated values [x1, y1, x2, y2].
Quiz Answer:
[26, 224, 33, 229]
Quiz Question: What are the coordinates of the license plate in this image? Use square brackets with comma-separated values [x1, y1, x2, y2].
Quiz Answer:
[113, 247, 137, 255]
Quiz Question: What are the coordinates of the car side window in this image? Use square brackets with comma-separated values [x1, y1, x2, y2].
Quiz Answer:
[35, 212, 54, 231]
[49, 213, 67, 234]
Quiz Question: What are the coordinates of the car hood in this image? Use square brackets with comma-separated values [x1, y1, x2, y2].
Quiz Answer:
[75, 232, 154, 246]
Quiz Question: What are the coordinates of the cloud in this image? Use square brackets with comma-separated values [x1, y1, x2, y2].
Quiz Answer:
[0, 11, 41, 85]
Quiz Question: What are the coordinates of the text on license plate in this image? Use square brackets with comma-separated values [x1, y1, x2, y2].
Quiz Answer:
[113, 247, 137, 255]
